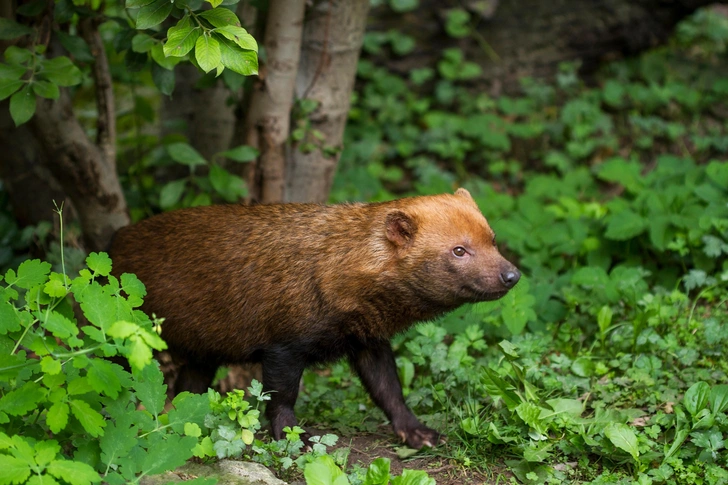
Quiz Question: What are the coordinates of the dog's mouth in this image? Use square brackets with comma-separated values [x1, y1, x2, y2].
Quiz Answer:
[461, 286, 510, 302]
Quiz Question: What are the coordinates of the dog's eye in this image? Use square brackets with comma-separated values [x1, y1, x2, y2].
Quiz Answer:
[452, 247, 467, 257]
[492, 235, 497, 245]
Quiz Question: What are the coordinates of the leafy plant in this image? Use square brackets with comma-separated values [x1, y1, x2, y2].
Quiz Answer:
[0, 245, 212, 484]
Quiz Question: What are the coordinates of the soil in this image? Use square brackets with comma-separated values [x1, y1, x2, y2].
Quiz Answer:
[307, 426, 500, 485]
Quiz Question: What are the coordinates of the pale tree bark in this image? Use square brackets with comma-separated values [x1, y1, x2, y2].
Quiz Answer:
[243, 0, 306, 203]
[286, 0, 370, 203]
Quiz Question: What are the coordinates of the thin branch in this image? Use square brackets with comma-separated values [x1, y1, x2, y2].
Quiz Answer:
[80, 17, 116, 165]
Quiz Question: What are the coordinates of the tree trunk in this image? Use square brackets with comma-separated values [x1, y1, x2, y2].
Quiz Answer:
[31, 90, 129, 252]
[0, 103, 68, 228]
[160, 65, 237, 161]
[243, 0, 307, 203]
[286, 0, 370, 203]
[370, 0, 714, 92]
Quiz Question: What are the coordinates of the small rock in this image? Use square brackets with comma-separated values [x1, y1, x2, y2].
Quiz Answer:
[140, 460, 288, 485]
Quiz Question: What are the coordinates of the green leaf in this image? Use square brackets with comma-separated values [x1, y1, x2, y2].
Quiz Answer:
[43, 311, 78, 339]
[516, 402, 544, 431]
[70, 399, 106, 437]
[597, 305, 613, 335]
[199, 8, 240, 28]
[0, 382, 45, 416]
[571, 357, 594, 377]
[136, 0, 173, 29]
[9, 85, 36, 126]
[0, 301, 20, 334]
[46, 402, 70, 434]
[40, 57, 82, 86]
[304, 455, 349, 485]
[56, 31, 94, 62]
[0, 18, 33, 40]
[31, 80, 59, 100]
[4, 46, 32, 64]
[184, 422, 201, 437]
[140, 433, 197, 475]
[597, 157, 643, 193]
[126, 0, 155, 7]
[79, 283, 118, 331]
[213, 25, 257, 51]
[444, 8, 470, 38]
[218, 144, 258, 162]
[0, 455, 31, 485]
[709, 384, 728, 414]
[500, 277, 536, 335]
[164, 18, 200, 57]
[86, 252, 112, 277]
[107, 320, 138, 339]
[390, 0, 418, 13]
[68, 377, 93, 395]
[218, 38, 258, 76]
[193, 436, 214, 459]
[134, 364, 167, 415]
[44, 273, 68, 298]
[87, 359, 123, 399]
[41, 356, 62, 375]
[150, 43, 180, 70]
[706, 160, 728, 189]
[47, 460, 101, 485]
[167, 392, 210, 433]
[365, 457, 391, 485]
[0, 64, 28, 82]
[159, 179, 187, 209]
[152, 62, 175, 96]
[195, 34, 221, 73]
[206, 0, 222, 7]
[209, 165, 247, 202]
[131, 33, 156, 53]
[391, 469, 435, 485]
[480, 367, 521, 410]
[99, 418, 139, 466]
[0, 79, 24, 101]
[167, 143, 207, 167]
[120, 273, 146, 308]
[684, 381, 710, 416]
[541, 399, 584, 421]
[604, 209, 646, 240]
[604, 423, 639, 460]
[34, 441, 60, 467]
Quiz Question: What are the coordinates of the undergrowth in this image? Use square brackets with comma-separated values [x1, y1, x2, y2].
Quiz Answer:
[1, 5, 728, 485]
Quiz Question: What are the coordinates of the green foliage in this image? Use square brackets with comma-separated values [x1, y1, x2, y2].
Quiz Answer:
[0, 44, 82, 126]
[129, 0, 258, 76]
[319, 7, 728, 482]
[305, 455, 435, 485]
[0, 250, 223, 484]
[126, 140, 255, 219]
[0, 0, 258, 126]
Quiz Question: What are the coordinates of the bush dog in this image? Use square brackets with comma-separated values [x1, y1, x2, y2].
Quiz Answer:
[110, 188, 520, 448]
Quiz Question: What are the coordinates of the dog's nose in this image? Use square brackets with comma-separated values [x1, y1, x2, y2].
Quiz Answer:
[499, 269, 521, 288]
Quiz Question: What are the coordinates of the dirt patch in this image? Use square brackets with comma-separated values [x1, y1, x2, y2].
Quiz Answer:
[308, 427, 498, 485]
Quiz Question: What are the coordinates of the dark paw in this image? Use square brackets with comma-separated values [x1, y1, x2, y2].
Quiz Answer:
[396, 425, 445, 449]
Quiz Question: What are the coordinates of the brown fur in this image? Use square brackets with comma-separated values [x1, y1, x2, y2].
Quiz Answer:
[109, 189, 519, 448]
